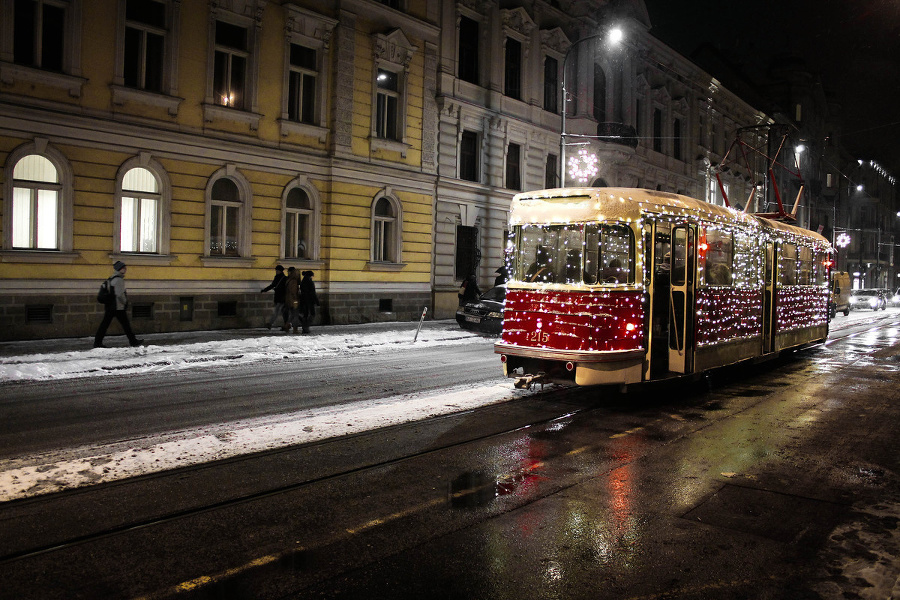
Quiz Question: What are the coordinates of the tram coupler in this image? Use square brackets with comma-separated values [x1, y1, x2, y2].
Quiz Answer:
[514, 373, 547, 390]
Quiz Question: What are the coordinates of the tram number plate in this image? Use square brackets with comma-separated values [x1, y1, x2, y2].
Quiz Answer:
[465, 315, 481, 323]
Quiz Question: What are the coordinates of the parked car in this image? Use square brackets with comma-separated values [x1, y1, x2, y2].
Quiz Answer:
[849, 288, 887, 311]
[456, 285, 506, 335]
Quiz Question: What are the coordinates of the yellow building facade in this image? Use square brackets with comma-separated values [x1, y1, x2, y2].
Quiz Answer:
[0, 0, 439, 340]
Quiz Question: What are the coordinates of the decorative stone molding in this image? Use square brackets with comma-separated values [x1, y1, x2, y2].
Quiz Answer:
[540, 27, 570, 56]
[501, 7, 537, 38]
[372, 29, 418, 70]
[284, 4, 337, 44]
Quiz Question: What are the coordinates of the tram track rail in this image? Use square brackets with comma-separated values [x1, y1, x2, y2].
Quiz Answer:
[0, 384, 589, 566]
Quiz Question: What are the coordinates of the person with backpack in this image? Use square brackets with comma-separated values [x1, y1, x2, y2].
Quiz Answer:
[260, 264, 287, 329]
[93, 261, 143, 348]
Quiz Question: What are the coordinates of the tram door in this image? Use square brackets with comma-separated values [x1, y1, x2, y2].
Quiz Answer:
[649, 223, 672, 377]
[762, 241, 776, 353]
[668, 225, 696, 374]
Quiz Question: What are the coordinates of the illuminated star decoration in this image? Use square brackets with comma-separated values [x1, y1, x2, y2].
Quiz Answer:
[568, 148, 598, 184]
[835, 232, 851, 248]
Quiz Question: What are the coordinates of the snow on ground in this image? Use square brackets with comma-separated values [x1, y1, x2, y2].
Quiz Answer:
[0, 325, 526, 502]
[0, 325, 480, 382]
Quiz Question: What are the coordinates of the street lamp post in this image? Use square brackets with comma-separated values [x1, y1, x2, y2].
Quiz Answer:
[559, 26, 623, 187]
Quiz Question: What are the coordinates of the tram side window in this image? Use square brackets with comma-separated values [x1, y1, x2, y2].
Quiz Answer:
[779, 243, 798, 285]
[586, 223, 634, 284]
[701, 228, 733, 286]
[815, 250, 828, 285]
[798, 246, 813, 285]
[517, 224, 580, 283]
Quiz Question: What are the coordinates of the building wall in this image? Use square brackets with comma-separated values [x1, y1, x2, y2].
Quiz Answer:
[0, 0, 438, 341]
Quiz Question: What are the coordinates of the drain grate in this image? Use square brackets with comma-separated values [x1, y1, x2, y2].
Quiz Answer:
[683, 484, 847, 543]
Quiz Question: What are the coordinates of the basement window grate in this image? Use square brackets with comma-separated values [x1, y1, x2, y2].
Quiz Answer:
[26, 304, 53, 323]
[132, 303, 154, 319]
[379, 298, 393, 312]
[218, 301, 238, 317]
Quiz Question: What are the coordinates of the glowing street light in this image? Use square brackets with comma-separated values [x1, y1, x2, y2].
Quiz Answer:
[559, 24, 625, 187]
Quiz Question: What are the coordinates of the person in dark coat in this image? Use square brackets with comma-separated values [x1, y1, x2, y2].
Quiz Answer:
[458, 274, 481, 305]
[93, 260, 143, 348]
[283, 267, 301, 333]
[298, 270, 320, 334]
[260, 264, 287, 329]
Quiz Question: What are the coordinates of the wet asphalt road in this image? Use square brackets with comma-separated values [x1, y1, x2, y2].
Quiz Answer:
[0, 312, 898, 599]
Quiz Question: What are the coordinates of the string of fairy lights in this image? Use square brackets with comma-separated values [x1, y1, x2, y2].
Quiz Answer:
[502, 190, 831, 354]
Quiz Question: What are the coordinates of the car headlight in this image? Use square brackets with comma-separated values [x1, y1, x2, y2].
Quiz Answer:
[869, 298, 878, 308]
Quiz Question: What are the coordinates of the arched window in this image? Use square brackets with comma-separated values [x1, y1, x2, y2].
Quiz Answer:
[119, 167, 160, 253]
[115, 156, 171, 258]
[371, 194, 401, 263]
[11, 155, 60, 249]
[209, 178, 241, 256]
[285, 187, 312, 258]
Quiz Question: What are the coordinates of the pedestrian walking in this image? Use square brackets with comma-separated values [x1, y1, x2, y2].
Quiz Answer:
[298, 270, 320, 334]
[283, 266, 301, 333]
[93, 261, 143, 348]
[260, 264, 287, 329]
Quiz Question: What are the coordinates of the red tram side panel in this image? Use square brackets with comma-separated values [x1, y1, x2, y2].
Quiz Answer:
[502, 290, 644, 353]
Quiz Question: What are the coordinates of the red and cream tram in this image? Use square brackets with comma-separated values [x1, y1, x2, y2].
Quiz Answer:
[495, 187, 832, 387]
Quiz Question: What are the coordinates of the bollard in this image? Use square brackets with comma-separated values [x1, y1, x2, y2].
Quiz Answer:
[413, 307, 428, 342]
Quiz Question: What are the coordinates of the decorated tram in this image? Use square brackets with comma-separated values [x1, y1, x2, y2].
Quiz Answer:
[494, 187, 833, 387]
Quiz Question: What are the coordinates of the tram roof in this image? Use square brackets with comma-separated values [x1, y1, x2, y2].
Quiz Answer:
[510, 187, 830, 247]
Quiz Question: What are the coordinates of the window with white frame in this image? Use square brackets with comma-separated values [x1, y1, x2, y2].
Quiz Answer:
[673, 118, 683, 161]
[543, 56, 558, 113]
[119, 167, 160, 253]
[288, 44, 316, 124]
[280, 6, 335, 137]
[370, 29, 415, 151]
[506, 142, 522, 191]
[213, 19, 248, 109]
[123, 0, 165, 92]
[504, 37, 522, 100]
[375, 68, 400, 140]
[372, 195, 400, 263]
[458, 15, 479, 85]
[4, 142, 73, 253]
[284, 187, 314, 259]
[460, 130, 479, 182]
[11, 154, 60, 249]
[653, 108, 663, 153]
[12, 0, 66, 71]
[208, 177, 243, 256]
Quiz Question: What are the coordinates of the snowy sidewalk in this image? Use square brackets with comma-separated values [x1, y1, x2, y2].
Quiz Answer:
[0, 320, 476, 382]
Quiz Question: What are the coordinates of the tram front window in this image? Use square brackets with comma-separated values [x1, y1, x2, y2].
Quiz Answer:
[515, 223, 634, 285]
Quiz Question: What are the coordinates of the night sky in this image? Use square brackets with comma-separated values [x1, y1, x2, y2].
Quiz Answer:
[641, 0, 900, 179]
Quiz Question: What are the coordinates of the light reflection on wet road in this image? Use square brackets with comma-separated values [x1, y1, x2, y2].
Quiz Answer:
[0, 311, 898, 599]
